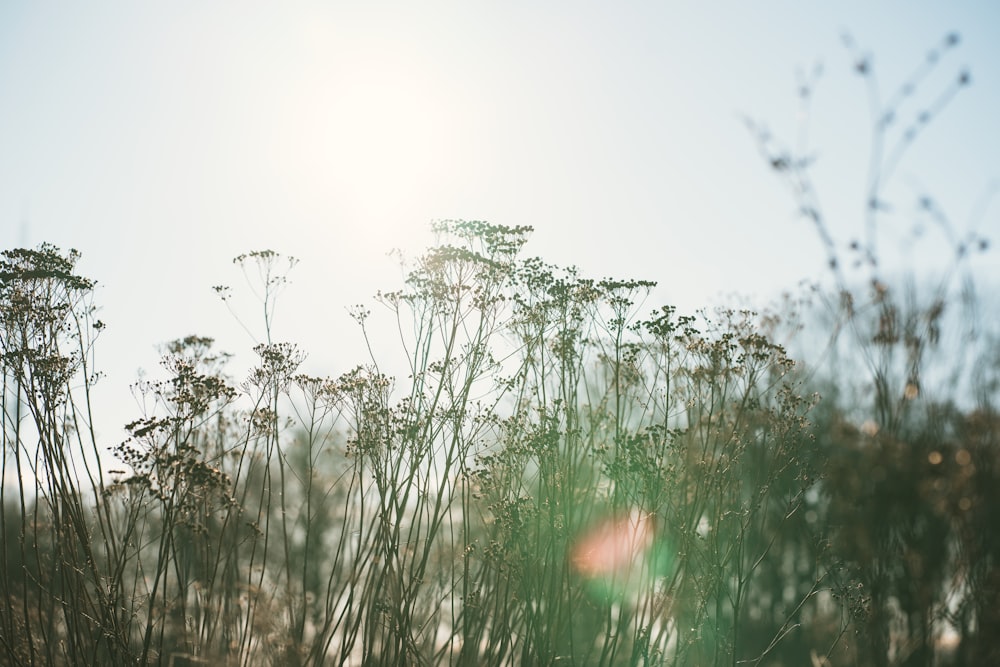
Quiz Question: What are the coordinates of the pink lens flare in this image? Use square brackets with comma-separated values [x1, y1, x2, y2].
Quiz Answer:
[570, 510, 654, 578]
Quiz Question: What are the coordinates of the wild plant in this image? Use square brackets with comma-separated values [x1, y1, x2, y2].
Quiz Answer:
[1, 224, 837, 666]
[0, 245, 129, 665]
[751, 32, 999, 665]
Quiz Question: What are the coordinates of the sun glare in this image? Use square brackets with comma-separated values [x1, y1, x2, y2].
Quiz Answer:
[269, 34, 462, 255]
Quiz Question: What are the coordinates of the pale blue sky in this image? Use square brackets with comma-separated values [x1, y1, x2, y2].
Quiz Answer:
[1, 2, 998, 443]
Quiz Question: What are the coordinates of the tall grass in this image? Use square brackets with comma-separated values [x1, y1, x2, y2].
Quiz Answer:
[1, 223, 833, 665]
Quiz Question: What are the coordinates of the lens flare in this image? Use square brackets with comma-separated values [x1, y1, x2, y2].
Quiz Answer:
[570, 509, 674, 602]
[571, 510, 653, 578]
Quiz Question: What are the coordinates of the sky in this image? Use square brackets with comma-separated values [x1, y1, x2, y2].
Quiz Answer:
[1, 1, 999, 447]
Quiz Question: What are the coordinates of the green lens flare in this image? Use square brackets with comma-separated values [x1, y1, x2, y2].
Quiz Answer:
[571, 512, 677, 603]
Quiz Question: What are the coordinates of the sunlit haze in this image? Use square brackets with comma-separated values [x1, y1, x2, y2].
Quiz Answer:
[2, 2, 998, 445]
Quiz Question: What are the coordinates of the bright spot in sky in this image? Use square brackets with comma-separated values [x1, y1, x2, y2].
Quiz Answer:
[0, 2, 998, 445]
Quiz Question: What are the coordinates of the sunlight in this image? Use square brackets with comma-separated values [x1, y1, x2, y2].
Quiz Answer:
[268, 25, 462, 255]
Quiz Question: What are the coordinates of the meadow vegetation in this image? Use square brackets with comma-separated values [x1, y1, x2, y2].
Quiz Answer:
[1, 34, 997, 667]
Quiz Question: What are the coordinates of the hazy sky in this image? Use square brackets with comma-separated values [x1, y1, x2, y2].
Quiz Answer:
[1, 2, 998, 444]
